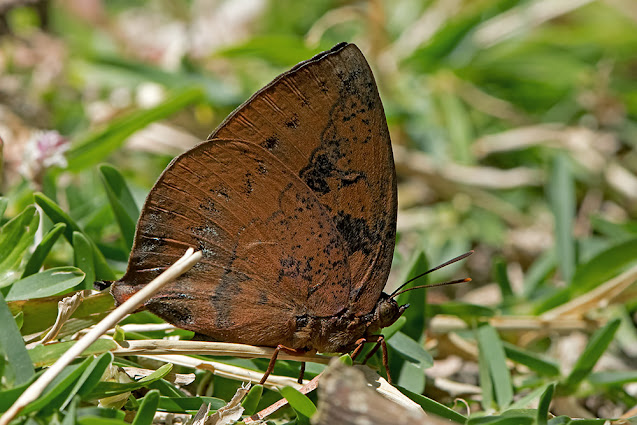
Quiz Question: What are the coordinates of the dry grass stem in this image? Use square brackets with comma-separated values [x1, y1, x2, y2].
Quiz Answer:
[40, 290, 88, 344]
[541, 264, 637, 320]
[114, 339, 331, 363]
[0, 248, 202, 425]
[121, 366, 196, 385]
[430, 315, 603, 334]
[474, 0, 596, 47]
[141, 354, 305, 390]
[394, 145, 542, 190]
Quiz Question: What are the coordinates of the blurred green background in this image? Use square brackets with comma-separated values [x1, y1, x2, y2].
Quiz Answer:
[1, 0, 637, 422]
[3, 0, 637, 278]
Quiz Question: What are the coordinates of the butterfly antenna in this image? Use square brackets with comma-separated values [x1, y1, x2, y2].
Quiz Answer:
[389, 250, 474, 299]
[390, 278, 471, 299]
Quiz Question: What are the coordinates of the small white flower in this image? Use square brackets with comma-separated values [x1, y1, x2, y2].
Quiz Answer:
[19, 130, 70, 181]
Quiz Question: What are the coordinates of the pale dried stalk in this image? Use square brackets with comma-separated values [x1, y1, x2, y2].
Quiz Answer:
[541, 264, 637, 321]
[244, 373, 322, 423]
[430, 315, 603, 333]
[394, 145, 542, 190]
[393, 145, 532, 227]
[141, 354, 304, 390]
[474, 0, 596, 47]
[206, 382, 250, 424]
[40, 290, 89, 344]
[114, 339, 331, 363]
[0, 248, 202, 425]
[121, 367, 195, 385]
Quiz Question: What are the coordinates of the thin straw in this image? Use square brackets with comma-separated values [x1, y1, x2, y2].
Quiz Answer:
[0, 248, 202, 425]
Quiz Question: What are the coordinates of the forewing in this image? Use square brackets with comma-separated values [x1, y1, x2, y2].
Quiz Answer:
[111, 140, 351, 345]
[210, 43, 397, 315]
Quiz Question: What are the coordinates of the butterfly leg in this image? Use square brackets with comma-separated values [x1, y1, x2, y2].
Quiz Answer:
[361, 336, 383, 364]
[260, 344, 306, 385]
[298, 361, 306, 384]
[350, 338, 367, 361]
[360, 335, 392, 384]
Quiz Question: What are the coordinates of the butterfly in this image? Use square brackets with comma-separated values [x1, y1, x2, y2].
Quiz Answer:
[112, 42, 413, 384]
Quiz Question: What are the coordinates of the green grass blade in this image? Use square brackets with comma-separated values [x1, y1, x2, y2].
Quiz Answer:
[478, 334, 494, 410]
[279, 386, 316, 425]
[428, 302, 496, 318]
[87, 364, 173, 399]
[403, 0, 519, 70]
[477, 324, 513, 409]
[536, 237, 637, 314]
[548, 154, 576, 284]
[502, 342, 560, 377]
[493, 257, 514, 300]
[397, 361, 425, 394]
[523, 248, 556, 297]
[537, 383, 555, 425]
[216, 35, 323, 66]
[13, 311, 23, 330]
[143, 396, 225, 413]
[77, 416, 128, 425]
[0, 206, 39, 287]
[5, 267, 85, 301]
[0, 292, 35, 385]
[508, 384, 552, 410]
[131, 389, 159, 425]
[338, 354, 353, 366]
[0, 380, 33, 413]
[89, 55, 238, 106]
[21, 356, 94, 415]
[73, 232, 95, 290]
[439, 91, 473, 164]
[34, 193, 116, 280]
[562, 318, 621, 392]
[21, 223, 67, 278]
[241, 384, 263, 416]
[99, 164, 139, 250]
[0, 197, 7, 219]
[62, 352, 114, 409]
[76, 406, 126, 421]
[147, 378, 187, 397]
[29, 339, 117, 368]
[66, 88, 204, 171]
[571, 237, 637, 291]
[61, 395, 79, 425]
[387, 331, 433, 370]
[34, 192, 81, 241]
[396, 385, 466, 423]
[396, 250, 428, 341]
[8, 291, 114, 336]
[548, 415, 572, 424]
[588, 370, 637, 386]
[467, 415, 534, 425]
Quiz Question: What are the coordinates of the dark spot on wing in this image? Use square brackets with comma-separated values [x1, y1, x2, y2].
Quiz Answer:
[256, 160, 267, 175]
[262, 135, 279, 151]
[210, 183, 230, 202]
[200, 199, 220, 216]
[285, 114, 299, 129]
[243, 171, 254, 194]
[333, 211, 379, 257]
[146, 297, 194, 327]
[209, 231, 250, 329]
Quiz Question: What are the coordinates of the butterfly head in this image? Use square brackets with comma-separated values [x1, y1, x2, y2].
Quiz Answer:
[376, 293, 409, 329]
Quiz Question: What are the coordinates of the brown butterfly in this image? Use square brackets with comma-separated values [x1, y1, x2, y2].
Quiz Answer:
[111, 42, 468, 384]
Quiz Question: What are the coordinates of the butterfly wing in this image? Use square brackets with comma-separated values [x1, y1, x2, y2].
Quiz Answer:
[210, 43, 397, 316]
[111, 139, 352, 346]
